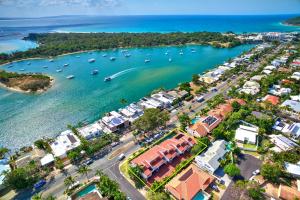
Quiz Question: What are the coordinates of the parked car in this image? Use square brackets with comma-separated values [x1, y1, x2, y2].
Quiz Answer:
[83, 159, 93, 165]
[196, 95, 205, 102]
[34, 179, 46, 190]
[210, 184, 219, 192]
[210, 88, 218, 92]
[252, 169, 260, 176]
[118, 153, 125, 161]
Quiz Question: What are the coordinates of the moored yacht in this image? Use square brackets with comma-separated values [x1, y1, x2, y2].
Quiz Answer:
[110, 57, 116, 61]
[144, 59, 151, 63]
[168, 58, 172, 62]
[66, 75, 75, 79]
[102, 54, 107, 57]
[49, 59, 54, 62]
[104, 77, 112, 82]
[91, 69, 99, 75]
[64, 63, 69, 67]
[88, 58, 96, 63]
[56, 69, 63, 72]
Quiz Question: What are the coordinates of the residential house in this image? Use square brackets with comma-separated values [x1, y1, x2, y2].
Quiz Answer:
[269, 134, 298, 152]
[131, 133, 195, 180]
[262, 69, 272, 75]
[272, 118, 292, 134]
[40, 154, 55, 167]
[195, 140, 227, 174]
[281, 100, 300, 113]
[15, 147, 45, 168]
[151, 92, 175, 108]
[264, 65, 277, 71]
[239, 81, 260, 95]
[165, 164, 214, 200]
[50, 130, 81, 158]
[187, 115, 222, 137]
[101, 111, 129, 133]
[262, 94, 280, 105]
[138, 97, 163, 109]
[235, 124, 259, 145]
[290, 94, 300, 102]
[78, 122, 103, 140]
[288, 123, 300, 139]
[119, 103, 144, 123]
[278, 185, 300, 200]
[269, 85, 291, 97]
[291, 72, 300, 81]
[284, 162, 300, 178]
[250, 75, 266, 82]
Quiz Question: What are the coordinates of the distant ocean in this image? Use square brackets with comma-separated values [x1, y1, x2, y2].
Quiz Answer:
[0, 15, 299, 53]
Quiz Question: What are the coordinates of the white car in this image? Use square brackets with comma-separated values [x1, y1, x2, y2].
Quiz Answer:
[118, 153, 125, 161]
[252, 169, 260, 176]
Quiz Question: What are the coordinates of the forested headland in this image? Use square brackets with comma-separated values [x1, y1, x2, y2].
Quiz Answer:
[0, 32, 242, 64]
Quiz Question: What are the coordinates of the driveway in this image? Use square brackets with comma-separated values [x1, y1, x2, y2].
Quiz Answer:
[221, 154, 262, 200]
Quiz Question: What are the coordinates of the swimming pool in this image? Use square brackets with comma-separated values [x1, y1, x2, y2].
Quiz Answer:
[193, 191, 209, 200]
[76, 184, 97, 197]
[191, 117, 200, 125]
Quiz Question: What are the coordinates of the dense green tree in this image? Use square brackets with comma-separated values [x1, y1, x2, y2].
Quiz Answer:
[128, 165, 144, 189]
[3, 167, 38, 190]
[191, 136, 211, 155]
[178, 113, 191, 130]
[0, 147, 9, 159]
[261, 163, 282, 184]
[133, 108, 169, 132]
[97, 173, 126, 200]
[224, 163, 240, 177]
[64, 176, 75, 187]
[179, 82, 192, 93]
[77, 165, 91, 179]
[192, 74, 200, 85]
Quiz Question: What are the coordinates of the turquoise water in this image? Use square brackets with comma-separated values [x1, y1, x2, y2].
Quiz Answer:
[0, 44, 253, 149]
[193, 192, 207, 200]
[76, 184, 96, 197]
[0, 39, 38, 54]
[191, 117, 200, 125]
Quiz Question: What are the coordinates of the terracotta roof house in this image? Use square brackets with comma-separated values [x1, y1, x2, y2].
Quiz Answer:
[278, 185, 300, 200]
[131, 133, 195, 180]
[165, 164, 215, 200]
[187, 99, 245, 137]
[263, 95, 280, 105]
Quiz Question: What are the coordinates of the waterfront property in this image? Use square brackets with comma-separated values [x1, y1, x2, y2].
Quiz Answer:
[78, 122, 103, 140]
[165, 163, 214, 200]
[100, 111, 130, 133]
[195, 140, 227, 174]
[130, 132, 196, 183]
[50, 130, 81, 158]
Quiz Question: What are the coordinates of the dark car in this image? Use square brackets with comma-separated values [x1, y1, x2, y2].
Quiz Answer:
[83, 159, 94, 165]
[34, 179, 46, 190]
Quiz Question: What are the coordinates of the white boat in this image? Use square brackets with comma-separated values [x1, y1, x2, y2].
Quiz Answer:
[56, 69, 62, 72]
[102, 54, 107, 57]
[91, 70, 99, 75]
[88, 58, 96, 63]
[104, 77, 112, 82]
[168, 58, 172, 62]
[64, 63, 69, 67]
[49, 59, 54, 62]
[27, 62, 31, 65]
[145, 59, 151, 63]
[125, 54, 131, 58]
[110, 57, 116, 61]
[20, 69, 25, 71]
[191, 48, 196, 53]
[179, 51, 184, 55]
[66, 75, 75, 79]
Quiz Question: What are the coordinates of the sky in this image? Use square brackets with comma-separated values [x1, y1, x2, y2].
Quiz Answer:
[0, 0, 300, 18]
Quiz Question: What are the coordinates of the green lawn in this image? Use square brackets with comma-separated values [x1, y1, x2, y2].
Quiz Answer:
[243, 143, 257, 150]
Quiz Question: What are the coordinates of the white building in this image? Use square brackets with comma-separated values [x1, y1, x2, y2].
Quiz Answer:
[151, 92, 175, 108]
[284, 162, 300, 178]
[40, 154, 55, 167]
[101, 111, 129, 132]
[195, 140, 227, 174]
[119, 103, 144, 123]
[50, 130, 81, 158]
[235, 125, 259, 144]
[291, 72, 300, 81]
[78, 122, 103, 140]
[288, 123, 300, 139]
[239, 81, 260, 95]
[264, 65, 277, 71]
[269, 85, 291, 97]
[269, 134, 299, 152]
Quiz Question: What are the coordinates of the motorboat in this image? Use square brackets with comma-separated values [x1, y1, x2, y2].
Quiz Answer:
[27, 62, 31, 65]
[144, 59, 151, 63]
[43, 66, 48, 69]
[102, 54, 107, 57]
[179, 51, 184, 55]
[66, 75, 75, 79]
[88, 58, 96, 63]
[64, 63, 69, 67]
[125, 54, 131, 57]
[91, 70, 99, 75]
[49, 59, 54, 62]
[104, 77, 112, 82]
[56, 69, 63, 72]
[168, 58, 172, 62]
[110, 57, 116, 61]
[19, 69, 25, 71]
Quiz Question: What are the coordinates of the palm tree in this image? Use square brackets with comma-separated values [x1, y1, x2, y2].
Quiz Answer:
[120, 98, 127, 105]
[96, 169, 104, 177]
[77, 165, 91, 180]
[64, 176, 75, 187]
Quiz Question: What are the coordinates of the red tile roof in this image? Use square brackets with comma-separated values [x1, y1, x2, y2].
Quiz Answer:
[263, 95, 280, 105]
[166, 164, 215, 200]
[131, 133, 195, 177]
[279, 185, 300, 200]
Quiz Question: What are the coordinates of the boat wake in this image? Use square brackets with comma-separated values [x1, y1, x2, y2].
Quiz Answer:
[109, 68, 137, 79]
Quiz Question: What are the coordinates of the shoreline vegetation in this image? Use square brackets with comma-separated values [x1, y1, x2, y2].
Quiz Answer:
[283, 16, 300, 26]
[0, 32, 242, 65]
[0, 70, 53, 93]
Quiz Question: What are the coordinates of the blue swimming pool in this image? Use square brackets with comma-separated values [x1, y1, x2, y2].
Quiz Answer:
[193, 191, 208, 200]
[191, 117, 200, 125]
[76, 184, 97, 197]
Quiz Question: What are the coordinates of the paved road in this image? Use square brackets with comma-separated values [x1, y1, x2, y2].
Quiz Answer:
[14, 135, 144, 200]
